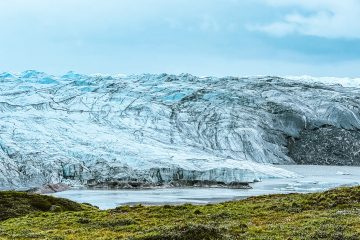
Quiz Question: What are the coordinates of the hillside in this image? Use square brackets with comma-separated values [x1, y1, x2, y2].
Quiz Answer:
[0, 186, 359, 239]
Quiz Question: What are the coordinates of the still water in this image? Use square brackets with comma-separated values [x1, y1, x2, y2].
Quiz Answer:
[51, 165, 360, 209]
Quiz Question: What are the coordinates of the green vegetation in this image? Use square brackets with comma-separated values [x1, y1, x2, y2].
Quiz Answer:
[0, 187, 359, 239]
[0, 191, 88, 221]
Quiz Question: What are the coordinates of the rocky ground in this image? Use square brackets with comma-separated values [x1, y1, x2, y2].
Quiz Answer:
[288, 126, 360, 165]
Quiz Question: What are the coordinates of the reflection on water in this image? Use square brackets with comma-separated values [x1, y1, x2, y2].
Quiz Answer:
[50, 165, 360, 209]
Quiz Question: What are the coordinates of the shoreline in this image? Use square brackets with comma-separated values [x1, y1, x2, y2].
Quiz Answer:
[1, 186, 359, 239]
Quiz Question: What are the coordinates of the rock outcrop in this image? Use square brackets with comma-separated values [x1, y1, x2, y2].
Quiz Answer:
[288, 126, 360, 165]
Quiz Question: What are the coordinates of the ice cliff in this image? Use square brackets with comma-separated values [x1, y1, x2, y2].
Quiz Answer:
[0, 71, 359, 188]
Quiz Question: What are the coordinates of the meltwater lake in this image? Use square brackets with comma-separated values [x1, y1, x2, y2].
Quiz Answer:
[50, 165, 360, 209]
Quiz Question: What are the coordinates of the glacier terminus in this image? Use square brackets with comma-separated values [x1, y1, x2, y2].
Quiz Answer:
[0, 71, 359, 189]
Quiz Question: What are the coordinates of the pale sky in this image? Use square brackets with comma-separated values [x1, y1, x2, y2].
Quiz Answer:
[0, 0, 360, 77]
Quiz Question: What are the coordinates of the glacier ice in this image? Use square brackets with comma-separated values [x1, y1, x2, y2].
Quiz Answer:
[0, 71, 359, 188]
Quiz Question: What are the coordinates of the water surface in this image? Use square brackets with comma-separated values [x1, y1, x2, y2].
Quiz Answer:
[51, 165, 360, 209]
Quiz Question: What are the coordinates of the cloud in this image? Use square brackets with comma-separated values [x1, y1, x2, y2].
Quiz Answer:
[248, 0, 360, 39]
[0, 0, 359, 76]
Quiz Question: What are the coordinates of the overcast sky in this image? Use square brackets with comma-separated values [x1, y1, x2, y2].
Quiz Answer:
[0, 0, 360, 76]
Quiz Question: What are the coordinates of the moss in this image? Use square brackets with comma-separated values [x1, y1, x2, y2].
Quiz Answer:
[138, 224, 230, 240]
[95, 219, 137, 228]
[0, 191, 88, 221]
[0, 186, 359, 239]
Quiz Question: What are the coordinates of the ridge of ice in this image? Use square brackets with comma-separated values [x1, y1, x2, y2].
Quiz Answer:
[286, 75, 360, 88]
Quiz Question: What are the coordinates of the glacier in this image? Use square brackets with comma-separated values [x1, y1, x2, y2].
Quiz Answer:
[0, 71, 360, 189]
